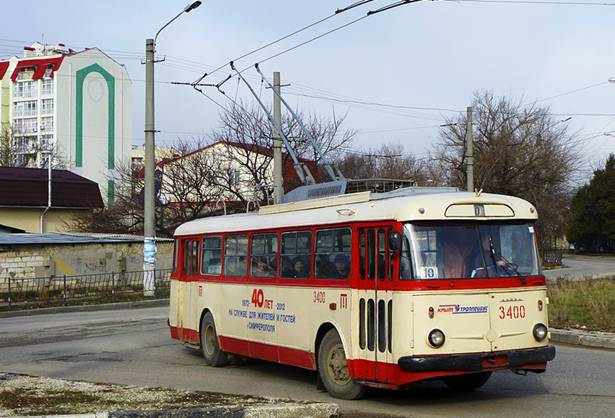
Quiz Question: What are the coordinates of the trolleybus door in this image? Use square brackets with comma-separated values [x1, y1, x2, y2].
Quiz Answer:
[357, 226, 395, 384]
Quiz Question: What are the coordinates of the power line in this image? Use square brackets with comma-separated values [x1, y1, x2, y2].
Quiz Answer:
[284, 91, 462, 113]
[355, 124, 448, 134]
[210, 0, 425, 87]
[193, 0, 376, 85]
[550, 113, 615, 117]
[443, 0, 615, 5]
[532, 79, 614, 104]
[240, 15, 369, 72]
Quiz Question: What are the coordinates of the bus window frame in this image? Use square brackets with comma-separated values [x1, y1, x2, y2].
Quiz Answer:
[176, 221, 376, 289]
[172, 239, 178, 273]
[224, 233, 249, 279]
[279, 230, 313, 281]
[314, 226, 353, 280]
[179, 237, 201, 279]
[353, 222, 400, 289]
[201, 235, 223, 277]
[250, 231, 279, 281]
[402, 220, 542, 281]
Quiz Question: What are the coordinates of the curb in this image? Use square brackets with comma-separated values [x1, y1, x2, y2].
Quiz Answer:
[12, 403, 340, 418]
[550, 328, 615, 350]
[0, 299, 170, 319]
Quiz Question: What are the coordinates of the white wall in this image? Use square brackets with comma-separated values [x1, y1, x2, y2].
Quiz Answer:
[55, 48, 132, 204]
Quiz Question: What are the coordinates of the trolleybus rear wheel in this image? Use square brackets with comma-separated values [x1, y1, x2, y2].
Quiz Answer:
[443, 372, 491, 391]
[200, 312, 228, 367]
[318, 329, 366, 400]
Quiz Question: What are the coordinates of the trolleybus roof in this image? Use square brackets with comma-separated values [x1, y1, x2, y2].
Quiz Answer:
[174, 190, 537, 237]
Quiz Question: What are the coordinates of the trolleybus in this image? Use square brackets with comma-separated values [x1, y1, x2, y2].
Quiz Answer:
[169, 189, 555, 399]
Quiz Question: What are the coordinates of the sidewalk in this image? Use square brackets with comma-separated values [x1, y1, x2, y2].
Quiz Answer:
[0, 299, 169, 319]
[550, 328, 615, 350]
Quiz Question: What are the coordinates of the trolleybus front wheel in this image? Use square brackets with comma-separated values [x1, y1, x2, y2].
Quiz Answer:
[318, 329, 366, 400]
[443, 372, 491, 391]
[200, 312, 228, 367]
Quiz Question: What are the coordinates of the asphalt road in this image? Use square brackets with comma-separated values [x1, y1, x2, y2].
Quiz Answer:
[544, 255, 615, 280]
[0, 307, 614, 418]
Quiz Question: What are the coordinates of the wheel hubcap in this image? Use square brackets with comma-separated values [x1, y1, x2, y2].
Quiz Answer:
[327, 343, 350, 385]
[204, 325, 216, 355]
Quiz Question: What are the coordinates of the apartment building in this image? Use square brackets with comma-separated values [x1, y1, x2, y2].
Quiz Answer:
[0, 42, 132, 204]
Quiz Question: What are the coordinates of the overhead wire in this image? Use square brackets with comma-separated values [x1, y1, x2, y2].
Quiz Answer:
[208, 0, 426, 87]
[284, 91, 462, 113]
[531, 79, 613, 104]
[442, 0, 615, 5]
[192, 0, 376, 85]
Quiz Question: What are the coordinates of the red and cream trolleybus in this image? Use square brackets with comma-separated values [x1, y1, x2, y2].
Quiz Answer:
[169, 189, 556, 399]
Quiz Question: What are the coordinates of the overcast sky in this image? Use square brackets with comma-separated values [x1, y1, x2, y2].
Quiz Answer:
[2, 0, 614, 181]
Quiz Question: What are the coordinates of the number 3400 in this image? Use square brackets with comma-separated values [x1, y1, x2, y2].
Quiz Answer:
[498, 305, 526, 319]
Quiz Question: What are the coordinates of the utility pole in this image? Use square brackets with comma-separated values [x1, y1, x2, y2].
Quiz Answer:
[143, 1, 201, 296]
[143, 38, 156, 296]
[272, 72, 283, 204]
[465, 106, 474, 193]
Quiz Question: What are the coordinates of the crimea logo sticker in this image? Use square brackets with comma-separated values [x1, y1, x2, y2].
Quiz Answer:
[437, 304, 488, 314]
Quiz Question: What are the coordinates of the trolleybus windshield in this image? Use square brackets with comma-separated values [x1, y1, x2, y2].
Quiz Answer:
[401, 221, 540, 280]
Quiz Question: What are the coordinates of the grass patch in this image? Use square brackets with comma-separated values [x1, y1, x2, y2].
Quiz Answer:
[547, 277, 615, 332]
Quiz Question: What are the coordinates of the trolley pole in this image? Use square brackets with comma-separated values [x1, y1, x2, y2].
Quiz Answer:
[272, 71, 283, 204]
[465, 106, 474, 193]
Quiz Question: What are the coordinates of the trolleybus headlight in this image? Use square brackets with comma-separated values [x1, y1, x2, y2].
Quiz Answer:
[428, 329, 445, 348]
[533, 323, 548, 341]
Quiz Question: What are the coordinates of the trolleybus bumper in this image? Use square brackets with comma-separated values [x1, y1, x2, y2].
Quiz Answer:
[398, 346, 556, 372]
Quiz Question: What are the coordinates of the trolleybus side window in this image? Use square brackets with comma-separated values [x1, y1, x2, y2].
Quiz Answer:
[224, 234, 248, 277]
[281, 231, 311, 279]
[172, 240, 178, 272]
[378, 228, 386, 280]
[399, 233, 413, 279]
[368, 229, 375, 279]
[359, 230, 366, 279]
[359, 227, 393, 280]
[202, 236, 222, 275]
[251, 233, 278, 278]
[182, 239, 200, 275]
[315, 227, 351, 279]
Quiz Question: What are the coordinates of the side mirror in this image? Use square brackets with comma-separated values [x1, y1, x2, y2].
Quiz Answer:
[388, 230, 402, 253]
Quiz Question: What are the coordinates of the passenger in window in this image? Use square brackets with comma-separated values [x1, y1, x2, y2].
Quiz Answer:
[292, 257, 309, 278]
[225, 259, 239, 276]
[254, 256, 274, 277]
[332, 254, 349, 278]
[208, 259, 221, 275]
[282, 257, 307, 278]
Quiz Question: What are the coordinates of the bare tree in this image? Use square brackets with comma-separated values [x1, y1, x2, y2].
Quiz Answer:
[207, 101, 355, 201]
[337, 143, 428, 184]
[0, 127, 24, 167]
[433, 91, 580, 243]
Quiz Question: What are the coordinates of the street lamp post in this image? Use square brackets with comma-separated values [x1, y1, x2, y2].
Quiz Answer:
[143, 1, 202, 296]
